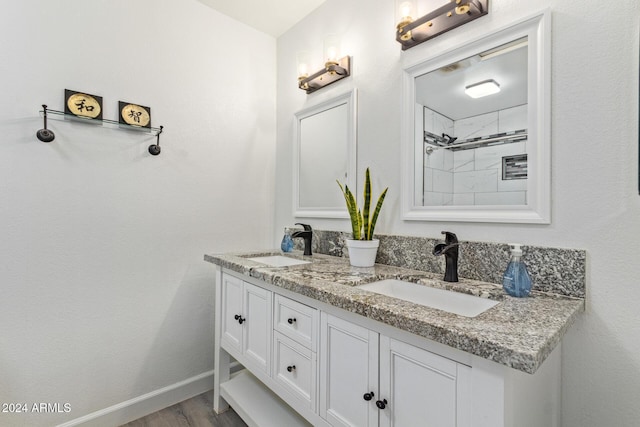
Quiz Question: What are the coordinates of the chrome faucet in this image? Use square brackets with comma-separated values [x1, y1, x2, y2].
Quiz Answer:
[433, 231, 459, 282]
[291, 223, 313, 256]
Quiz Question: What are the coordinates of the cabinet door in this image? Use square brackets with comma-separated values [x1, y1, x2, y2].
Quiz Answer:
[320, 313, 379, 427]
[220, 274, 244, 353]
[379, 337, 465, 427]
[243, 282, 272, 374]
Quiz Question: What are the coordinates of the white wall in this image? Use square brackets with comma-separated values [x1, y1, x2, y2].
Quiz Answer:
[275, 0, 640, 425]
[0, 1, 275, 425]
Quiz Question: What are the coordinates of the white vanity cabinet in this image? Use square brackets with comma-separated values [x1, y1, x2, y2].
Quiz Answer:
[216, 271, 324, 427]
[320, 313, 471, 427]
[220, 273, 272, 375]
[213, 268, 562, 427]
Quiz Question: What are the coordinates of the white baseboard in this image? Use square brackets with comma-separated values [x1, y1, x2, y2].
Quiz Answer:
[56, 370, 215, 427]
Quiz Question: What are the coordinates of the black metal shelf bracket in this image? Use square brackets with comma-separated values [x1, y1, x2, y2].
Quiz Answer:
[148, 125, 163, 156]
[36, 104, 56, 142]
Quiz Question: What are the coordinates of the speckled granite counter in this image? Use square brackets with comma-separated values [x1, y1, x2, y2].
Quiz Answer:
[205, 250, 584, 374]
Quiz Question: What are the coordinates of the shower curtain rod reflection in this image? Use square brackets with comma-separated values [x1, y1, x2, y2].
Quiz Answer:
[424, 129, 528, 151]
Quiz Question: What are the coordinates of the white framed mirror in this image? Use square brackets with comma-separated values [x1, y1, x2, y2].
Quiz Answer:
[294, 89, 357, 218]
[401, 11, 550, 223]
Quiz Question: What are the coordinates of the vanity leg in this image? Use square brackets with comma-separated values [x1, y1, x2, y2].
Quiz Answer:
[213, 349, 230, 413]
[213, 265, 230, 414]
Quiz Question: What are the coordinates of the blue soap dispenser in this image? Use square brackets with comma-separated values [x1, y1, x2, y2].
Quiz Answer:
[281, 229, 294, 252]
[502, 244, 532, 297]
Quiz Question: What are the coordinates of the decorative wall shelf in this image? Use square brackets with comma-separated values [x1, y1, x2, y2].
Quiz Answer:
[37, 105, 164, 155]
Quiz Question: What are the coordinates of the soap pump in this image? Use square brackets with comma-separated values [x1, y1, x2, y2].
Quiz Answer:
[502, 244, 532, 298]
[281, 229, 294, 252]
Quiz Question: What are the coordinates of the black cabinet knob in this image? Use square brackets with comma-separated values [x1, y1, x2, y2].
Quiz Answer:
[287, 318, 297, 324]
[363, 392, 375, 401]
[376, 399, 387, 410]
[286, 365, 296, 372]
[234, 314, 245, 324]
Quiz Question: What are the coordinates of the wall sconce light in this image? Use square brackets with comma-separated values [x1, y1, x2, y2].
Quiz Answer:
[297, 35, 351, 94]
[465, 79, 500, 98]
[395, 0, 489, 50]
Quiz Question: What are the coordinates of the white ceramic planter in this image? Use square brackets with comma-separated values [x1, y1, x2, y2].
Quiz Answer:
[346, 239, 380, 267]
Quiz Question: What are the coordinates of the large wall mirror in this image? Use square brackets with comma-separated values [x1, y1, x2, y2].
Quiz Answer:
[294, 89, 357, 218]
[401, 11, 550, 223]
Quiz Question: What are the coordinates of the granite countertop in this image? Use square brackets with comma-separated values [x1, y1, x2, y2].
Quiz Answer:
[205, 250, 584, 374]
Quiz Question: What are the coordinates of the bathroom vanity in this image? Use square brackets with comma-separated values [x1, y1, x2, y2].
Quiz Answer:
[205, 249, 583, 427]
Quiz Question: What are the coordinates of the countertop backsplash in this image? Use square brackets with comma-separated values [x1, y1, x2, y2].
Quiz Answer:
[286, 228, 586, 299]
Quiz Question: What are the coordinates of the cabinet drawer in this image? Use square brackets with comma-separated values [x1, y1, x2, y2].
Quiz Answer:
[274, 294, 318, 351]
[273, 331, 317, 412]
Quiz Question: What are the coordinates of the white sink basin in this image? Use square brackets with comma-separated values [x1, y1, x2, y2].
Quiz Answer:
[247, 255, 311, 267]
[358, 279, 499, 318]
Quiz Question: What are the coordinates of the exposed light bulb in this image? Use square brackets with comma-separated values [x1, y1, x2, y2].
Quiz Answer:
[298, 62, 308, 77]
[395, 0, 416, 41]
[323, 34, 341, 67]
[399, 1, 414, 19]
[326, 46, 338, 62]
[296, 51, 311, 79]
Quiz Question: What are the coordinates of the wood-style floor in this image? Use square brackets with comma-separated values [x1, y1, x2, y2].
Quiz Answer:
[120, 391, 247, 427]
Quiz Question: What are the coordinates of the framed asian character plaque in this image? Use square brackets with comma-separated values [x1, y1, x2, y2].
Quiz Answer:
[118, 101, 151, 128]
[64, 89, 103, 120]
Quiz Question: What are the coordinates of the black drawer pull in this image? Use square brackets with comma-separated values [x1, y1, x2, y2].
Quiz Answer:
[234, 314, 245, 324]
[363, 392, 375, 401]
[286, 365, 296, 372]
[287, 317, 297, 324]
[376, 399, 387, 410]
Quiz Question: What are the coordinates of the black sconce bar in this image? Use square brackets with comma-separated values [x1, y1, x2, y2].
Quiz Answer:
[298, 56, 351, 94]
[396, 0, 489, 51]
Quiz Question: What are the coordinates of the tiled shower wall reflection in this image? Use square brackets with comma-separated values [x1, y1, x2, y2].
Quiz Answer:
[421, 104, 528, 206]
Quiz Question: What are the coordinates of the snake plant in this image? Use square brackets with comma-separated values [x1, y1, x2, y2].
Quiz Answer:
[337, 168, 388, 240]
